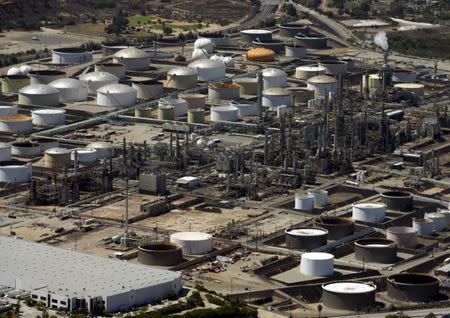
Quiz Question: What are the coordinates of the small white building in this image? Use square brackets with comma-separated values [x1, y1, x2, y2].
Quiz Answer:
[176, 176, 199, 189]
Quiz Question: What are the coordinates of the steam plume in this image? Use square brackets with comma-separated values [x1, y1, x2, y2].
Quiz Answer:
[374, 32, 388, 51]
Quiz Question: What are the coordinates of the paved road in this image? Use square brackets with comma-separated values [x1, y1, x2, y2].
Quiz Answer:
[330, 307, 450, 317]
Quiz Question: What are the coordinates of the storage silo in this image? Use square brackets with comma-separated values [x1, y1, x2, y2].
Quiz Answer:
[158, 98, 188, 117]
[188, 60, 226, 82]
[166, 67, 198, 89]
[18, 84, 60, 106]
[352, 202, 386, 223]
[79, 71, 119, 95]
[387, 273, 439, 302]
[287, 87, 315, 104]
[295, 65, 326, 80]
[425, 212, 446, 232]
[170, 232, 212, 255]
[262, 68, 287, 89]
[354, 238, 397, 263]
[322, 282, 377, 310]
[386, 227, 417, 249]
[229, 100, 257, 117]
[294, 193, 315, 211]
[285, 227, 328, 250]
[278, 23, 310, 38]
[233, 77, 258, 96]
[28, 70, 66, 85]
[132, 79, 164, 100]
[178, 93, 207, 109]
[240, 29, 272, 44]
[96, 84, 137, 108]
[187, 109, 205, 124]
[210, 106, 239, 122]
[198, 32, 230, 47]
[0, 160, 32, 183]
[394, 83, 425, 96]
[380, 191, 413, 211]
[11, 141, 40, 157]
[1, 75, 30, 94]
[318, 60, 348, 75]
[307, 189, 328, 207]
[300, 252, 334, 276]
[158, 105, 176, 121]
[87, 141, 114, 159]
[94, 63, 126, 79]
[49, 78, 88, 102]
[262, 88, 293, 111]
[313, 217, 355, 240]
[44, 148, 71, 169]
[285, 43, 307, 58]
[52, 47, 92, 65]
[113, 47, 151, 71]
[246, 48, 276, 62]
[0, 115, 33, 134]
[307, 75, 338, 98]
[208, 83, 240, 102]
[0, 105, 18, 116]
[138, 242, 183, 266]
[71, 148, 97, 163]
[412, 218, 434, 236]
[0, 143, 11, 162]
[31, 109, 66, 127]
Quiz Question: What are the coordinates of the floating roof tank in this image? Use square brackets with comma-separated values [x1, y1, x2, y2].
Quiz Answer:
[240, 29, 272, 44]
[113, 47, 151, 71]
[300, 252, 334, 276]
[412, 218, 433, 236]
[1, 75, 30, 94]
[322, 282, 377, 310]
[0, 160, 31, 183]
[132, 79, 164, 100]
[49, 78, 88, 102]
[94, 63, 126, 79]
[278, 23, 310, 38]
[313, 217, 355, 240]
[0, 114, 32, 134]
[198, 32, 230, 47]
[285, 43, 307, 58]
[79, 71, 119, 95]
[387, 273, 439, 302]
[31, 138, 59, 151]
[229, 100, 257, 117]
[52, 47, 93, 65]
[18, 84, 60, 106]
[138, 242, 183, 266]
[295, 65, 326, 80]
[28, 70, 66, 85]
[96, 84, 137, 108]
[101, 42, 135, 56]
[354, 237, 397, 263]
[166, 67, 198, 89]
[380, 191, 413, 211]
[386, 227, 417, 249]
[295, 31, 328, 49]
[252, 39, 285, 54]
[352, 202, 386, 223]
[170, 232, 212, 255]
[285, 227, 328, 250]
[11, 141, 40, 157]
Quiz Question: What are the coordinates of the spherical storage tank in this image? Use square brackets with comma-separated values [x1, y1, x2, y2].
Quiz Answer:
[262, 88, 293, 111]
[387, 227, 417, 249]
[170, 232, 212, 255]
[387, 273, 439, 302]
[1, 75, 30, 94]
[354, 238, 397, 263]
[425, 212, 446, 232]
[94, 63, 126, 79]
[0, 160, 31, 183]
[44, 148, 71, 169]
[233, 77, 257, 96]
[0, 143, 11, 162]
[31, 109, 66, 127]
[300, 252, 334, 276]
[380, 191, 413, 212]
[295, 65, 326, 80]
[87, 141, 114, 159]
[285, 43, 307, 58]
[49, 78, 88, 102]
[188, 60, 226, 82]
[240, 29, 272, 44]
[79, 71, 119, 95]
[198, 32, 230, 47]
[314, 217, 355, 240]
[285, 227, 328, 250]
[18, 84, 60, 106]
[208, 83, 240, 102]
[307, 75, 338, 98]
[278, 23, 310, 38]
[158, 98, 188, 117]
[352, 202, 386, 223]
[52, 47, 92, 65]
[166, 67, 198, 89]
[11, 141, 40, 157]
[0, 115, 33, 134]
[96, 84, 137, 108]
[412, 218, 434, 236]
[295, 193, 315, 211]
[132, 79, 164, 100]
[322, 282, 377, 310]
[262, 68, 287, 89]
[210, 106, 239, 122]
[28, 70, 66, 85]
[246, 48, 276, 62]
[138, 242, 183, 266]
[229, 100, 257, 117]
[71, 148, 97, 163]
[158, 105, 175, 120]
[113, 47, 150, 71]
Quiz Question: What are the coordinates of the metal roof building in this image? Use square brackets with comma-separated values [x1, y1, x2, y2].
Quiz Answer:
[0, 236, 182, 313]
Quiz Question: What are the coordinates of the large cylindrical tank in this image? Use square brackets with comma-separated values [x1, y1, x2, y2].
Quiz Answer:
[0, 143, 11, 162]
[307, 189, 328, 207]
[437, 209, 450, 225]
[132, 79, 164, 100]
[394, 83, 425, 96]
[294, 193, 315, 211]
[49, 78, 88, 102]
[233, 77, 257, 96]
[392, 69, 417, 83]
[0, 160, 31, 183]
[295, 32, 328, 49]
[322, 282, 377, 310]
[87, 141, 114, 159]
[380, 191, 413, 212]
[113, 47, 150, 71]
[307, 75, 338, 98]
[198, 33, 230, 47]
[52, 47, 92, 65]
[166, 67, 198, 89]
[188, 60, 226, 82]
[246, 48, 276, 62]
[285, 227, 328, 250]
[354, 238, 397, 263]
[318, 60, 348, 75]
[412, 218, 434, 236]
[94, 63, 126, 79]
[387, 273, 439, 302]
[262, 88, 293, 111]
[208, 83, 240, 102]
[28, 70, 66, 85]
[0, 105, 18, 116]
[386, 227, 417, 249]
[96, 84, 137, 108]
[31, 109, 66, 127]
[18, 84, 60, 106]
[229, 100, 257, 117]
[285, 43, 307, 58]
[288, 87, 315, 104]
[44, 148, 71, 169]
[11, 141, 40, 157]
[79, 71, 119, 95]
[0, 115, 33, 134]
[138, 242, 183, 266]
[101, 42, 134, 57]
[300, 252, 334, 276]
[240, 29, 272, 44]
[158, 98, 188, 117]
[178, 93, 207, 109]
[32, 138, 59, 152]
[1, 75, 30, 94]
[170, 232, 212, 255]
[158, 105, 176, 121]
[352, 202, 386, 223]
[187, 108, 205, 124]
[210, 106, 239, 122]
[71, 148, 97, 163]
[295, 65, 326, 80]
[425, 212, 446, 232]
[313, 217, 355, 240]
[278, 23, 310, 38]
[252, 39, 285, 54]
[262, 68, 287, 89]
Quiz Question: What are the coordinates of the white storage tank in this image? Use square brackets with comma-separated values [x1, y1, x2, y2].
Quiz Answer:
[96, 84, 137, 108]
[386, 227, 418, 249]
[79, 71, 119, 95]
[277, 104, 290, 118]
[295, 193, 315, 211]
[307, 75, 338, 98]
[188, 60, 226, 82]
[170, 232, 212, 255]
[0, 115, 33, 134]
[300, 252, 334, 276]
[11, 141, 40, 157]
[7, 67, 21, 76]
[166, 67, 198, 89]
[191, 48, 210, 61]
[295, 65, 326, 80]
[0, 105, 18, 116]
[158, 98, 188, 117]
[49, 78, 88, 102]
[229, 100, 257, 117]
[285, 227, 328, 250]
[425, 212, 446, 232]
[132, 79, 164, 100]
[210, 106, 239, 122]
[307, 189, 328, 207]
[0, 143, 11, 162]
[113, 48, 151, 71]
[87, 141, 114, 159]
[0, 160, 31, 183]
[94, 63, 126, 79]
[262, 68, 287, 89]
[18, 84, 60, 106]
[28, 70, 66, 85]
[412, 218, 434, 236]
[262, 88, 293, 111]
[52, 47, 93, 65]
[31, 109, 66, 127]
[352, 202, 386, 223]
[71, 148, 97, 163]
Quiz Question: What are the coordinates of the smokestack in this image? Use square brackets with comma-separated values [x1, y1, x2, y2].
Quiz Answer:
[383, 49, 388, 66]
[257, 71, 263, 122]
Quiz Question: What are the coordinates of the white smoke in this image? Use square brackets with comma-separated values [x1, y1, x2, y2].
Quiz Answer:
[374, 31, 388, 51]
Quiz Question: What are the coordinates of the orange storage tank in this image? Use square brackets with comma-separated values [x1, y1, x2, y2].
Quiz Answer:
[246, 48, 276, 62]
